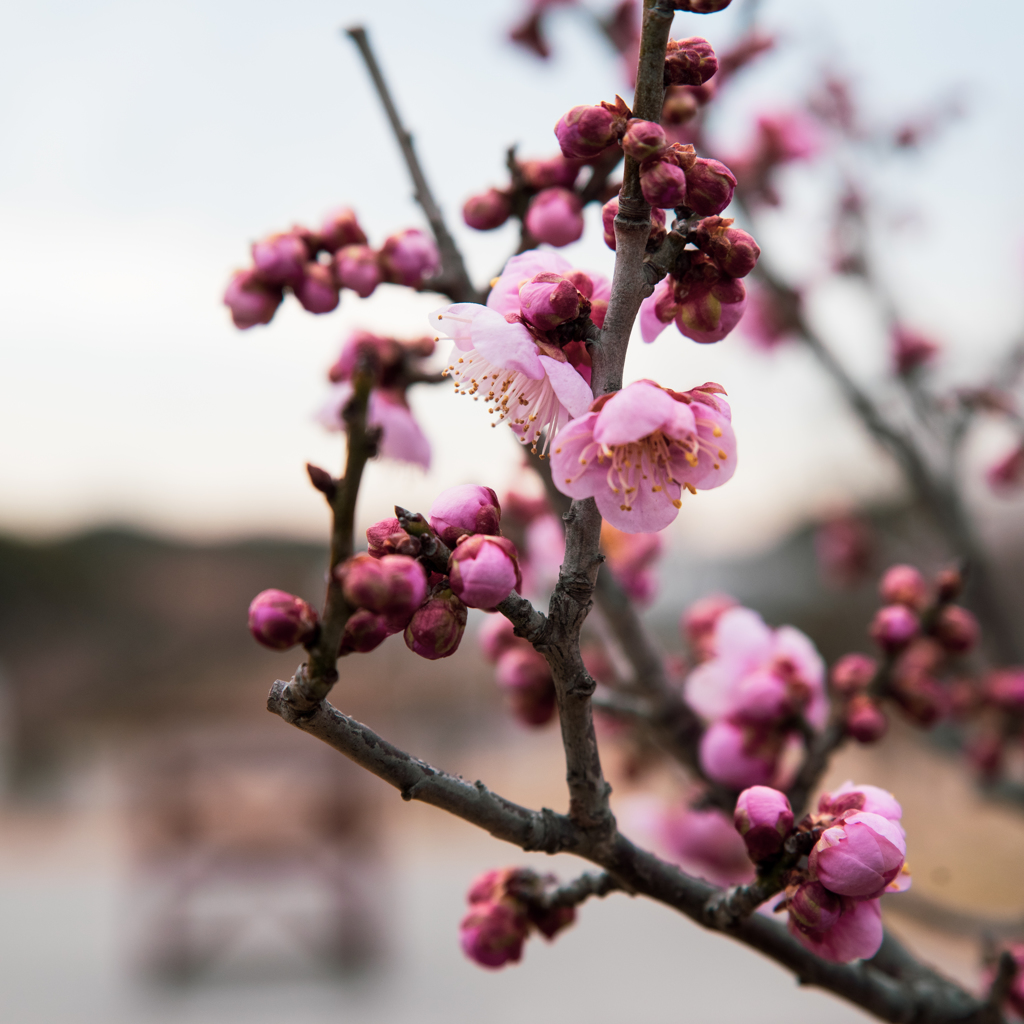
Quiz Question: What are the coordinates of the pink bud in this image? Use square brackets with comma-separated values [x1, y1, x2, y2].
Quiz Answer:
[661, 806, 754, 886]
[448, 536, 522, 610]
[870, 604, 919, 651]
[787, 881, 842, 935]
[788, 895, 883, 963]
[555, 102, 627, 159]
[987, 444, 1024, 494]
[429, 485, 502, 546]
[695, 218, 760, 278]
[463, 189, 512, 231]
[684, 158, 737, 215]
[496, 647, 557, 727]
[379, 229, 440, 288]
[845, 695, 888, 743]
[663, 36, 718, 87]
[519, 155, 581, 190]
[984, 668, 1024, 711]
[831, 653, 878, 694]
[681, 593, 738, 661]
[892, 326, 939, 375]
[518, 272, 582, 331]
[459, 901, 528, 969]
[639, 157, 688, 208]
[809, 810, 906, 898]
[891, 671, 948, 727]
[479, 613, 522, 663]
[674, 276, 747, 344]
[366, 518, 421, 558]
[933, 605, 979, 654]
[622, 119, 669, 162]
[336, 553, 427, 622]
[224, 269, 283, 329]
[294, 262, 340, 314]
[699, 719, 777, 789]
[251, 231, 309, 287]
[524, 188, 584, 247]
[248, 589, 318, 650]
[318, 207, 367, 252]
[601, 197, 666, 250]
[404, 589, 468, 659]
[333, 244, 383, 298]
[734, 785, 793, 860]
[879, 564, 928, 610]
[339, 608, 395, 654]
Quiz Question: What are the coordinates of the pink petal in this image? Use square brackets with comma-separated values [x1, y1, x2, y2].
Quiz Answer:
[550, 413, 606, 500]
[679, 404, 737, 490]
[431, 303, 484, 351]
[539, 354, 594, 418]
[316, 381, 354, 431]
[640, 280, 673, 344]
[487, 250, 573, 316]
[685, 659, 743, 720]
[714, 607, 775, 670]
[594, 448, 682, 533]
[789, 897, 882, 963]
[593, 381, 677, 446]
[470, 311, 545, 379]
[370, 392, 431, 469]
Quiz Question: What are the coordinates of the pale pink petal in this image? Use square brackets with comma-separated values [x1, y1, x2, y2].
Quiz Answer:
[369, 392, 431, 469]
[773, 625, 827, 727]
[830, 782, 903, 822]
[640, 279, 673, 344]
[316, 381, 354, 431]
[593, 381, 677, 446]
[539, 355, 594, 418]
[886, 865, 913, 893]
[594, 445, 682, 533]
[684, 659, 743, 720]
[714, 607, 775, 669]
[487, 250, 573, 315]
[470, 313, 546, 379]
[431, 303, 485, 351]
[550, 413, 606, 500]
[700, 720, 776, 788]
[679, 404, 737, 490]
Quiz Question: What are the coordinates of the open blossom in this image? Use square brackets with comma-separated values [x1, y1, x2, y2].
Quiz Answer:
[432, 251, 603, 453]
[550, 380, 736, 533]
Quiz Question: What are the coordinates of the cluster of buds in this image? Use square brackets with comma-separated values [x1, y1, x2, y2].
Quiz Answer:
[318, 330, 437, 468]
[682, 602, 828, 789]
[336, 553, 428, 654]
[223, 206, 440, 329]
[479, 613, 556, 727]
[459, 867, 576, 969]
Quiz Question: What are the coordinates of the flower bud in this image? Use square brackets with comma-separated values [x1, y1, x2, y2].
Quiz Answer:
[294, 262, 340, 314]
[479, 613, 522, 663]
[787, 881, 842, 934]
[519, 155, 581, 189]
[891, 671, 947, 727]
[695, 218, 760, 278]
[379, 229, 440, 288]
[448, 535, 522, 610]
[892, 326, 939, 375]
[459, 901, 528, 969]
[684, 158, 737, 215]
[935, 567, 963, 602]
[870, 604, 919, 651]
[674, 276, 747, 344]
[223, 269, 283, 329]
[663, 37, 718, 87]
[681, 593, 738, 661]
[524, 187, 584, 247]
[818, 782, 903, 822]
[404, 589, 468, 659]
[463, 189, 512, 231]
[518, 272, 582, 331]
[845, 695, 888, 743]
[831, 653, 877, 695]
[734, 786, 793, 861]
[601, 197, 665, 250]
[933, 605, 979, 654]
[318, 207, 367, 252]
[984, 668, 1024, 711]
[366, 517, 421, 558]
[699, 719, 778, 789]
[663, 86, 701, 126]
[251, 231, 308, 287]
[339, 608, 394, 654]
[622, 119, 669, 162]
[809, 810, 906, 898]
[336, 553, 427, 619]
[333, 244, 383, 298]
[496, 647, 557, 727]
[661, 806, 754, 886]
[554, 102, 628, 160]
[248, 589, 318, 650]
[879, 564, 928, 610]
[429, 485, 502, 545]
[639, 157, 687, 208]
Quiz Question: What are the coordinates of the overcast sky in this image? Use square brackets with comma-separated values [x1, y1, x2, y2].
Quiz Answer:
[3, 0, 1024, 555]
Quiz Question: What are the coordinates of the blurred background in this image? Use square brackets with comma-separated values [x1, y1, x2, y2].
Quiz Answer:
[3, 0, 1024, 1021]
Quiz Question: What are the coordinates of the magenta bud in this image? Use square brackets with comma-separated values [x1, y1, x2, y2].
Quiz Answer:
[459, 900, 528, 969]
[933, 605, 979, 654]
[339, 608, 394, 654]
[248, 589, 318, 650]
[892, 326, 939, 375]
[663, 36, 718, 87]
[333, 244, 383, 298]
[675, 276, 747, 344]
[601, 197, 665, 250]
[831, 653, 878, 694]
[449, 535, 522, 610]
[524, 187, 584, 247]
[519, 155, 581, 190]
[696, 218, 760, 278]
[845, 694, 888, 744]
[622, 119, 669, 162]
[429, 485, 502, 546]
[336, 552, 428, 619]
[251, 231, 308, 288]
[984, 669, 1024, 712]
[879, 564, 929, 611]
[366, 517, 421, 558]
[518, 272, 582, 331]
[734, 786, 794, 861]
[404, 588, 468, 660]
[554, 102, 628, 160]
[870, 604, 919, 651]
[379, 229, 440, 288]
[496, 647, 557, 727]
[294, 261, 340, 314]
[223, 269, 283, 329]
[463, 189, 512, 231]
[639, 157, 688, 208]
[684, 158, 737, 215]
[318, 207, 367, 252]
[809, 811, 906, 898]
[788, 881, 842, 935]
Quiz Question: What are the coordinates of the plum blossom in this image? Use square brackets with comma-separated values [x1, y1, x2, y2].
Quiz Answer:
[432, 251, 604, 452]
[787, 892, 883, 963]
[550, 380, 736, 533]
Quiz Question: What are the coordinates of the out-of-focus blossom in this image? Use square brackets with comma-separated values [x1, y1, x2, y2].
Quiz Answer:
[429, 485, 502, 546]
[831, 653, 878, 694]
[814, 513, 874, 587]
[987, 443, 1024, 494]
[496, 646, 557, 726]
[318, 207, 368, 251]
[320, 383, 431, 468]
[984, 668, 1024, 712]
[464, 189, 513, 231]
[600, 523, 663, 605]
[379, 229, 440, 288]
[738, 281, 800, 350]
[333, 244, 383, 298]
[248, 589, 318, 650]
[640, 272, 747, 346]
[845, 695, 888, 743]
[879, 564, 929, 611]
[508, 0, 576, 60]
[933, 605, 979, 654]
[251, 231, 309, 288]
[525, 188, 585, 247]
[460, 900, 529, 968]
[892, 325, 940, 375]
[519, 155, 581, 189]
[986, 945, 1024, 1017]
[681, 593, 738, 661]
[339, 607, 397, 655]
[870, 605, 920, 651]
[294, 262, 340, 314]
[404, 588, 468, 659]
[550, 380, 736, 533]
[224, 269, 283, 329]
[660, 805, 755, 886]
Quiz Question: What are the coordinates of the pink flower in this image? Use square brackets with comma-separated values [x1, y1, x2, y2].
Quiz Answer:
[429, 485, 502, 546]
[818, 781, 903, 825]
[550, 380, 736, 533]
[987, 443, 1024, 493]
[479, 612, 521, 662]
[831, 653, 878, 694]
[681, 593, 739, 661]
[519, 272, 582, 331]
[379, 228, 440, 288]
[738, 282, 797, 350]
[788, 892, 882, 963]
[845, 695, 888, 743]
[336, 553, 427, 621]
[224, 269, 283, 329]
[519, 513, 565, 597]
[525, 187, 585, 247]
[734, 785, 794, 861]
[319, 383, 431, 469]
[660, 806, 755, 886]
[809, 811, 907, 898]
[699, 720, 779, 789]
[486, 250, 608, 320]
[448, 535, 522, 610]
[333, 244, 383, 298]
[755, 112, 820, 164]
[248, 589, 318, 650]
[459, 901, 529, 968]
[640, 275, 747, 346]
[293, 261, 340, 314]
